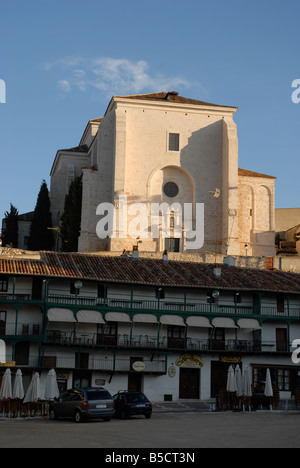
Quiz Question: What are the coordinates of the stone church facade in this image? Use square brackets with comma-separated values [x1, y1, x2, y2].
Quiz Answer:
[50, 91, 276, 257]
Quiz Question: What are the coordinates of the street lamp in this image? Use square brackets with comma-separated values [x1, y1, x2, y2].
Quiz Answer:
[74, 280, 83, 305]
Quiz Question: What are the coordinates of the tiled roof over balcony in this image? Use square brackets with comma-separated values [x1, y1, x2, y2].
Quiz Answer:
[0, 257, 47, 276]
[0, 251, 300, 294]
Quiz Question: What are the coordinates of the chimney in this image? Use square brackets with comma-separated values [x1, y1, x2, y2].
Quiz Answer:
[166, 91, 179, 101]
[213, 267, 222, 277]
[131, 245, 140, 260]
[162, 250, 168, 262]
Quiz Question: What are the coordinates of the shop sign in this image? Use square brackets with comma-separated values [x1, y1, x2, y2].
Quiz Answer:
[132, 361, 146, 372]
[176, 354, 204, 368]
[168, 366, 176, 378]
[95, 379, 106, 386]
[0, 361, 15, 367]
[57, 373, 69, 380]
[220, 356, 241, 364]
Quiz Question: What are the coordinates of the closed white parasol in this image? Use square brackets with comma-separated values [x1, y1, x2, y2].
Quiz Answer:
[13, 369, 24, 400]
[226, 366, 237, 393]
[0, 368, 12, 400]
[243, 367, 252, 398]
[24, 372, 41, 404]
[44, 369, 60, 400]
[235, 365, 243, 397]
[264, 369, 273, 398]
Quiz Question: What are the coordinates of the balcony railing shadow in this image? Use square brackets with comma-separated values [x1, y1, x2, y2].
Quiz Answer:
[46, 294, 300, 318]
[44, 330, 291, 354]
[1, 291, 299, 318]
[0, 322, 42, 336]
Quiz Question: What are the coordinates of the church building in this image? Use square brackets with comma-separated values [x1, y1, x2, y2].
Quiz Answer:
[50, 91, 276, 257]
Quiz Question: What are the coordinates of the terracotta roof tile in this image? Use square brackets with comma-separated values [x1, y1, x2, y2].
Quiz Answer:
[0, 252, 300, 294]
[1, 252, 300, 295]
[115, 91, 237, 109]
[238, 168, 277, 179]
[0, 258, 48, 276]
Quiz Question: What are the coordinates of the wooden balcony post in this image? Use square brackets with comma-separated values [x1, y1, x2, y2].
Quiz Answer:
[14, 305, 20, 336]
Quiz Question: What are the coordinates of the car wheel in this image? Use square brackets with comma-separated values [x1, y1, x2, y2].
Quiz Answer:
[49, 408, 57, 421]
[74, 410, 83, 423]
[145, 414, 152, 419]
[103, 417, 111, 422]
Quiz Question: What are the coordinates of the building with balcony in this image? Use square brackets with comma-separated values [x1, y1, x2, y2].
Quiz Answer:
[0, 251, 300, 403]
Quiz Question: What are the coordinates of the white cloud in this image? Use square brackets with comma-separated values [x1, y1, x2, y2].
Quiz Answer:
[58, 80, 72, 93]
[43, 56, 200, 97]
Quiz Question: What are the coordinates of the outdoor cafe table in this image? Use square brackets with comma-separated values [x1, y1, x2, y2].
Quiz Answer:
[252, 393, 270, 410]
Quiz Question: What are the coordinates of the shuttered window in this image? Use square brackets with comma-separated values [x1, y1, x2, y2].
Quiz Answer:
[169, 133, 179, 151]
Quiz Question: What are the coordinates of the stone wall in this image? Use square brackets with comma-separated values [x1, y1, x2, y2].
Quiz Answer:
[238, 173, 276, 257]
[79, 96, 241, 255]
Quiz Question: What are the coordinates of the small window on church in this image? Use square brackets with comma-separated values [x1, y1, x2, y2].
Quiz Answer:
[169, 133, 180, 151]
[163, 182, 179, 198]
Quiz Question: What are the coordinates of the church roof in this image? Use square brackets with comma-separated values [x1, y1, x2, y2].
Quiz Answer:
[50, 144, 90, 176]
[58, 144, 89, 153]
[238, 168, 277, 180]
[108, 91, 237, 112]
[0, 251, 299, 295]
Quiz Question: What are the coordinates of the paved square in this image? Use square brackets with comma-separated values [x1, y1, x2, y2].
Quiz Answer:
[0, 412, 300, 448]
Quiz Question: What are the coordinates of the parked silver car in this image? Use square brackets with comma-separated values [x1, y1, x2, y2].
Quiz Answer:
[49, 387, 115, 423]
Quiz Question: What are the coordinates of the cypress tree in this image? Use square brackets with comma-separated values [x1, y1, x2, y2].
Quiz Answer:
[28, 180, 53, 251]
[60, 176, 82, 252]
[2, 204, 19, 247]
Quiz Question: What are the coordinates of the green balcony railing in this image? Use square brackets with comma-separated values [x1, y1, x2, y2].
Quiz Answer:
[46, 294, 300, 318]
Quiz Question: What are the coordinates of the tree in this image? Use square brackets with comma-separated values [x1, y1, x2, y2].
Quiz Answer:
[28, 180, 53, 251]
[60, 176, 82, 252]
[2, 204, 19, 247]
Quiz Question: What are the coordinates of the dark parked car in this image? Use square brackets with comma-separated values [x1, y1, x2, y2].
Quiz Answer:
[113, 391, 152, 419]
[49, 387, 115, 423]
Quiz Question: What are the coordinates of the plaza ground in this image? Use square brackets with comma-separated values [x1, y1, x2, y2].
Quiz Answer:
[0, 411, 299, 448]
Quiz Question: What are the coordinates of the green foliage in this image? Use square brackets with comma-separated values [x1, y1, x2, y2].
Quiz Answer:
[2, 204, 19, 247]
[28, 180, 53, 251]
[60, 176, 82, 252]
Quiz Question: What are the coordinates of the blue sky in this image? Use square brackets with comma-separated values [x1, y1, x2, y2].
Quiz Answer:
[0, 0, 299, 222]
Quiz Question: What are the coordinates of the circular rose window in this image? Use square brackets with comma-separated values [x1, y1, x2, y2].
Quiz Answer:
[163, 182, 179, 198]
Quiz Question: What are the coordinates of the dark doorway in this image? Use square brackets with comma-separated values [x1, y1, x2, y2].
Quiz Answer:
[167, 325, 185, 349]
[15, 342, 30, 366]
[128, 357, 143, 391]
[211, 361, 229, 398]
[276, 328, 288, 352]
[32, 277, 43, 300]
[128, 373, 143, 392]
[277, 294, 285, 313]
[179, 368, 200, 399]
[75, 352, 89, 369]
[212, 328, 225, 351]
